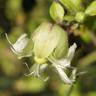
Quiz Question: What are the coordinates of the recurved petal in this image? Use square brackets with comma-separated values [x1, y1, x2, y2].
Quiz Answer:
[57, 43, 77, 68]
[12, 34, 29, 53]
[6, 33, 33, 59]
[55, 65, 73, 84]
[18, 38, 33, 59]
[67, 43, 77, 61]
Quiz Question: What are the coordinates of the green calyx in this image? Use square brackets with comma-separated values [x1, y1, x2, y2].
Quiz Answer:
[32, 22, 68, 61]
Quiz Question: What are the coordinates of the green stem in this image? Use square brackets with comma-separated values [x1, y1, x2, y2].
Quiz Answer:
[66, 84, 74, 96]
[78, 51, 96, 67]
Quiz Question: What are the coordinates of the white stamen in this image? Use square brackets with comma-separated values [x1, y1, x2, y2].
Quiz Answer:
[24, 71, 34, 76]
[24, 63, 31, 72]
[24, 64, 40, 77]
[5, 33, 13, 45]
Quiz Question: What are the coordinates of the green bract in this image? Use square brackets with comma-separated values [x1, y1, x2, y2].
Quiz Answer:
[50, 1, 64, 23]
[32, 22, 68, 61]
[85, 1, 96, 16]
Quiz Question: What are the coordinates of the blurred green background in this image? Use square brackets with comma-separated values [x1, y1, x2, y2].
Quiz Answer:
[0, 0, 96, 96]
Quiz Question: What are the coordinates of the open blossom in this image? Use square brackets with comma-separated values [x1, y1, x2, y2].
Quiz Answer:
[6, 22, 77, 84]
[48, 43, 77, 84]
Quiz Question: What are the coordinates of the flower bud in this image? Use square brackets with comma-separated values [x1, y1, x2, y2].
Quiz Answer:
[75, 12, 86, 23]
[32, 22, 68, 63]
[50, 1, 64, 23]
[85, 1, 96, 16]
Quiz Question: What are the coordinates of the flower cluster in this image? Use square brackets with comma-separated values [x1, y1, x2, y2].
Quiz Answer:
[6, 22, 77, 84]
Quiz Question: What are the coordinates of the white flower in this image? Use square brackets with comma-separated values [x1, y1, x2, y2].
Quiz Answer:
[25, 63, 49, 81]
[5, 33, 32, 59]
[48, 43, 77, 84]
[6, 22, 77, 84]
[25, 43, 77, 84]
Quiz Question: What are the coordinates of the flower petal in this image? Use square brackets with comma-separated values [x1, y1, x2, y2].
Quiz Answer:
[55, 43, 77, 68]
[55, 65, 73, 84]
[33, 22, 60, 58]
[12, 34, 29, 53]
[6, 33, 33, 59]
[40, 63, 48, 73]
[67, 43, 77, 62]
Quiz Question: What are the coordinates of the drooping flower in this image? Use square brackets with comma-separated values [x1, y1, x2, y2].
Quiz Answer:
[48, 43, 77, 84]
[5, 33, 33, 59]
[27, 22, 77, 84]
[7, 22, 77, 84]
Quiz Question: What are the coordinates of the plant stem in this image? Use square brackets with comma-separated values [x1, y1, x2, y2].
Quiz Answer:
[66, 84, 74, 96]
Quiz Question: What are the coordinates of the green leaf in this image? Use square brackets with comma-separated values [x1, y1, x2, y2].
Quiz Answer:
[60, 0, 83, 15]
[70, 0, 84, 11]
[85, 1, 96, 16]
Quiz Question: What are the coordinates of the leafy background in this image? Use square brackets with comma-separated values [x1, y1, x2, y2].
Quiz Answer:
[0, 0, 96, 96]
